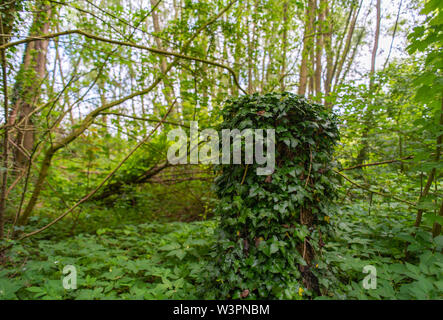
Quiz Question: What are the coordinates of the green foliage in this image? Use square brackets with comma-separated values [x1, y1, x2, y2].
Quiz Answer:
[205, 92, 340, 299]
[407, 0, 443, 174]
[3, 197, 441, 300]
[1, 221, 216, 300]
[323, 200, 443, 300]
[334, 57, 442, 226]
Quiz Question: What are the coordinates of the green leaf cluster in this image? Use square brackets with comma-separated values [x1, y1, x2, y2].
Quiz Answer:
[205, 92, 340, 299]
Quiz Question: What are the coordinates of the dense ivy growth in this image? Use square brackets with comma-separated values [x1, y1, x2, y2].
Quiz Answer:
[207, 92, 340, 299]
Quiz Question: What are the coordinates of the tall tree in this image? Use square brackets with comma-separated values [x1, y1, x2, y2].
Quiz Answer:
[298, 0, 316, 96]
[9, 1, 53, 169]
[280, 1, 289, 92]
[355, 0, 381, 165]
[314, 0, 325, 97]
[149, 0, 177, 116]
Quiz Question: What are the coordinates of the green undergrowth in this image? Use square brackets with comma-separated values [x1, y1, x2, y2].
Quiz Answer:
[1, 221, 216, 299]
[323, 201, 443, 299]
[1, 200, 442, 300]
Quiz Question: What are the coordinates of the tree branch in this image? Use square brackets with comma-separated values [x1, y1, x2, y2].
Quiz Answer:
[0, 29, 246, 94]
[334, 170, 416, 207]
[340, 155, 413, 171]
[100, 112, 189, 128]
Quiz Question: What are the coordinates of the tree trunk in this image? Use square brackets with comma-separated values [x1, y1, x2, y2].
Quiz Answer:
[323, 0, 333, 106]
[355, 0, 380, 165]
[0, 0, 17, 45]
[431, 97, 443, 236]
[432, 200, 443, 237]
[149, 0, 176, 116]
[314, 0, 325, 98]
[298, 0, 316, 96]
[280, 1, 288, 92]
[333, 0, 362, 90]
[369, 0, 381, 90]
[10, 2, 52, 169]
[417, 95, 442, 230]
[0, 0, 18, 240]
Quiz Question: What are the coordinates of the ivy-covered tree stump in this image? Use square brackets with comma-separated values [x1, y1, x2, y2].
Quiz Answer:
[209, 92, 339, 299]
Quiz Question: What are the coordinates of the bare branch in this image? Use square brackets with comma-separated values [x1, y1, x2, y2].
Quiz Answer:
[340, 156, 413, 171]
[334, 170, 416, 207]
[0, 29, 246, 94]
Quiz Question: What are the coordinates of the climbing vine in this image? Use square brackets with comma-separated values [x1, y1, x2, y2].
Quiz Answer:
[207, 92, 340, 299]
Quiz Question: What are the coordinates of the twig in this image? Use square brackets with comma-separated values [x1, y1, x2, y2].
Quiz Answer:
[340, 155, 413, 171]
[241, 164, 249, 185]
[0, 29, 246, 94]
[100, 112, 189, 128]
[305, 147, 312, 187]
[334, 170, 416, 207]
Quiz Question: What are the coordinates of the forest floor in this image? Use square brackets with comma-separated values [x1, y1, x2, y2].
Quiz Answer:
[1, 200, 442, 300]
